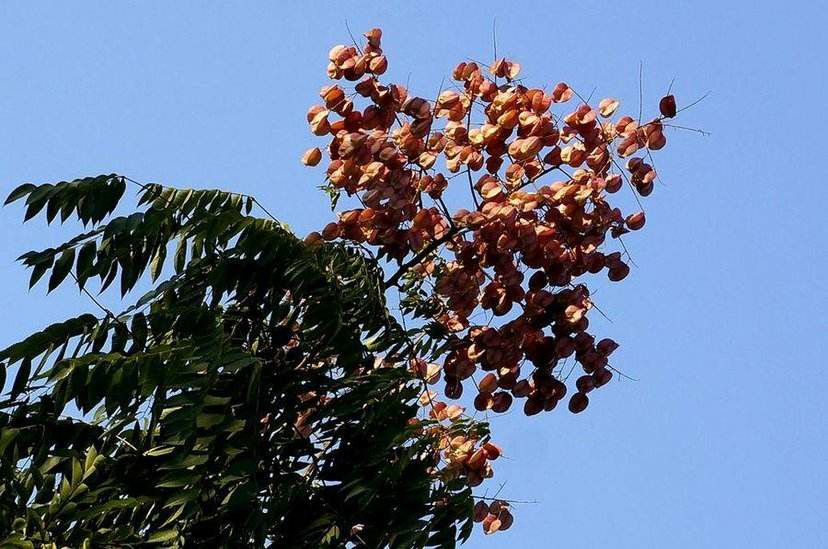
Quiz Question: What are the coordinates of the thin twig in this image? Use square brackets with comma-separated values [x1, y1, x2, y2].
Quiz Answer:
[638, 61, 644, 124]
[344, 19, 362, 55]
[663, 123, 711, 136]
[473, 494, 539, 505]
[675, 91, 710, 115]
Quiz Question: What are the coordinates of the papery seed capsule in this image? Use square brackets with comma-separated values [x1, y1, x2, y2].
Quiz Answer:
[467, 447, 487, 469]
[467, 471, 483, 487]
[363, 28, 382, 47]
[321, 222, 340, 241]
[320, 85, 345, 108]
[328, 44, 348, 62]
[552, 82, 573, 103]
[605, 174, 623, 193]
[302, 147, 322, 166]
[482, 514, 501, 535]
[598, 97, 620, 117]
[497, 372, 517, 390]
[483, 442, 502, 460]
[511, 379, 532, 398]
[473, 501, 490, 522]
[596, 338, 619, 356]
[576, 374, 595, 393]
[474, 391, 494, 411]
[523, 395, 543, 416]
[445, 378, 463, 399]
[659, 94, 677, 118]
[499, 510, 514, 530]
[528, 270, 548, 291]
[553, 380, 568, 400]
[369, 55, 388, 75]
[304, 232, 323, 245]
[626, 211, 646, 230]
[491, 392, 513, 413]
[637, 180, 654, 196]
[568, 392, 589, 413]
[608, 263, 630, 282]
[478, 372, 498, 393]
[593, 368, 613, 387]
[306, 104, 325, 122]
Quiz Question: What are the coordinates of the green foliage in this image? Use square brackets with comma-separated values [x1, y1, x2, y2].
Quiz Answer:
[0, 176, 481, 547]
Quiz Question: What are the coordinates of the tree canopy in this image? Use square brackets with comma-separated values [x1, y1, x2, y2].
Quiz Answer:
[0, 176, 485, 547]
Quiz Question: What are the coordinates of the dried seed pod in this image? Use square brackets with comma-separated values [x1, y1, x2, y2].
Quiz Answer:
[596, 338, 618, 356]
[593, 368, 613, 387]
[608, 263, 630, 282]
[576, 374, 595, 393]
[605, 174, 623, 193]
[478, 372, 498, 393]
[302, 147, 322, 166]
[523, 395, 544, 416]
[598, 97, 620, 117]
[445, 378, 463, 399]
[474, 391, 494, 411]
[499, 509, 514, 531]
[659, 94, 677, 118]
[551, 82, 573, 102]
[568, 392, 589, 413]
[543, 397, 558, 411]
[473, 501, 490, 522]
[491, 392, 513, 413]
[483, 442, 502, 460]
[511, 379, 532, 398]
[626, 211, 646, 230]
[482, 514, 502, 535]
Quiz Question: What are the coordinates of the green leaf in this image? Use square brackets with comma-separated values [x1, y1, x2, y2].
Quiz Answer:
[76, 241, 97, 288]
[28, 258, 53, 289]
[157, 471, 200, 488]
[10, 358, 32, 400]
[0, 428, 19, 455]
[150, 246, 167, 282]
[48, 247, 76, 292]
[84, 446, 98, 473]
[321, 525, 340, 544]
[72, 457, 83, 486]
[145, 446, 176, 457]
[174, 238, 187, 274]
[131, 313, 148, 351]
[5, 183, 36, 205]
[147, 529, 179, 543]
[196, 413, 225, 429]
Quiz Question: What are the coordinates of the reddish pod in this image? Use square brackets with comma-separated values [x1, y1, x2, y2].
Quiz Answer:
[473, 501, 490, 522]
[568, 392, 589, 413]
[659, 94, 677, 118]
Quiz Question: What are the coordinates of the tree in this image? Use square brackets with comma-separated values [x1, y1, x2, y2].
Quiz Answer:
[0, 176, 487, 547]
[1, 26, 684, 548]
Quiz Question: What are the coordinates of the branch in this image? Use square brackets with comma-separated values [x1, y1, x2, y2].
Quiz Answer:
[383, 227, 462, 289]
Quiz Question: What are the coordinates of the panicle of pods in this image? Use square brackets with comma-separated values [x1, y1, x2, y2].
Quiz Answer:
[303, 27, 680, 533]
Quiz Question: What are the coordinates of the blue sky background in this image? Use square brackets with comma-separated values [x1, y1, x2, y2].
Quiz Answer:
[1, 2, 826, 547]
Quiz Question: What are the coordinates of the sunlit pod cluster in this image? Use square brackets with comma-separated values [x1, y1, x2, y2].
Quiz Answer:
[304, 26, 676, 412]
[303, 28, 679, 531]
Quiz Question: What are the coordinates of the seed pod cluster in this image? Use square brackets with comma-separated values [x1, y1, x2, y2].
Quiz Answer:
[304, 28, 680, 536]
[473, 499, 514, 534]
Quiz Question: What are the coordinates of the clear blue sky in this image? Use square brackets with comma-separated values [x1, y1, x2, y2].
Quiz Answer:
[1, 2, 826, 547]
